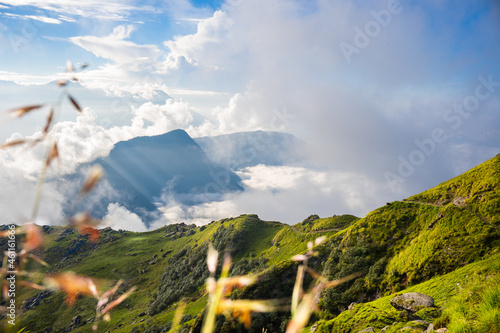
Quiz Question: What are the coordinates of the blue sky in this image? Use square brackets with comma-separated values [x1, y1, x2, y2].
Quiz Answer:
[0, 0, 499, 228]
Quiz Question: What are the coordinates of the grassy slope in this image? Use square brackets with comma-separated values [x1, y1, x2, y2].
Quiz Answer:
[314, 252, 500, 333]
[2, 155, 499, 332]
[3, 215, 309, 332]
[311, 154, 500, 332]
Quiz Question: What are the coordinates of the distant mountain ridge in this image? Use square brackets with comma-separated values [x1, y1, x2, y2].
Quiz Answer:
[194, 130, 307, 169]
[77, 129, 305, 224]
[92, 129, 243, 222]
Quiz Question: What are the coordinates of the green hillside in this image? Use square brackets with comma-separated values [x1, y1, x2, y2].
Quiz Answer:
[1, 154, 499, 333]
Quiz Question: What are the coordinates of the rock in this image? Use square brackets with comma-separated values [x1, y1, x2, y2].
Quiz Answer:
[24, 290, 53, 310]
[390, 292, 435, 312]
[380, 326, 389, 333]
[358, 328, 375, 333]
[423, 323, 434, 333]
[138, 312, 146, 317]
[42, 225, 53, 234]
[435, 329, 448, 333]
[410, 319, 430, 326]
[310, 323, 317, 332]
[348, 302, 358, 311]
[400, 327, 412, 332]
[72, 315, 82, 326]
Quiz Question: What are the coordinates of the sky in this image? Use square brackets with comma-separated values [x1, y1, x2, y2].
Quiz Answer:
[0, 0, 499, 230]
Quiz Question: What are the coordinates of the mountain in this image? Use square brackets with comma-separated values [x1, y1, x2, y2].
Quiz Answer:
[77, 129, 305, 223]
[194, 130, 307, 169]
[90, 129, 243, 222]
[1, 154, 499, 332]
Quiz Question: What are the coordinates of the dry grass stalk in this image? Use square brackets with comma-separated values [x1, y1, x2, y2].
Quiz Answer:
[0, 62, 136, 331]
[67, 94, 82, 113]
[9, 104, 45, 118]
[80, 164, 105, 195]
[0, 139, 26, 149]
[46, 272, 99, 305]
[168, 298, 187, 333]
[43, 109, 55, 134]
[69, 212, 101, 242]
[286, 236, 363, 333]
[202, 247, 284, 332]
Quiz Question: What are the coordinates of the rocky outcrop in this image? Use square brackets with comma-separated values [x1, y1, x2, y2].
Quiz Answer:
[24, 290, 53, 310]
[358, 328, 375, 333]
[390, 292, 434, 312]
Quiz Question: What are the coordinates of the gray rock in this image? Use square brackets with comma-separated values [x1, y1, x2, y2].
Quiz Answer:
[358, 328, 375, 333]
[400, 327, 412, 332]
[390, 292, 435, 312]
[310, 323, 317, 332]
[424, 323, 434, 333]
[435, 329, 448, 333]
[380, 326, 389, 333]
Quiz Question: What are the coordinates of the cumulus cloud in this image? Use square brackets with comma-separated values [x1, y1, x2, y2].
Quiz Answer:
[1, 0, 499, 230]
[103, 203, 147, 232]
[162, 10, 234, 71]
[0, 97, 205, 177]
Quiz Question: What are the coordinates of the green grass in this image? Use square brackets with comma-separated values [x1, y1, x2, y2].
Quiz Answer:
[315, 253, 500, 333]
[2, 155, 499, 332]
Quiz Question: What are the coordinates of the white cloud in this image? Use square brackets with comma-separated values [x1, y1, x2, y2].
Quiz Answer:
[70, 25, 160, 65]
[0, 0, 155, 21]
[0, 167, 65, 225]
[149, 164, 385, 227]
[2, 13, 63, 24]
[0, 97, 209, 177]
[104, 203, 147, 232]
[1, 0, 499, 231]
[162, 10, 234, 71]
[0, 70, 57, 85]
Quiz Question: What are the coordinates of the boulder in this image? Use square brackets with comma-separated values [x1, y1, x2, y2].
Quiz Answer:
[390, 292, 434, 312]
[358, 328, 375, 333]
[423, 323, 434, 333]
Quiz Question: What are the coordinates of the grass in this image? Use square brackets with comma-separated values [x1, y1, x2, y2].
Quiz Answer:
[314, 252, 500, 333]
[1, 155, 499, 332]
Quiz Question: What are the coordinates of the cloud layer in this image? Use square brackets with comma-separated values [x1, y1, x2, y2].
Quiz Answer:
[0, 0, 499, 230]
